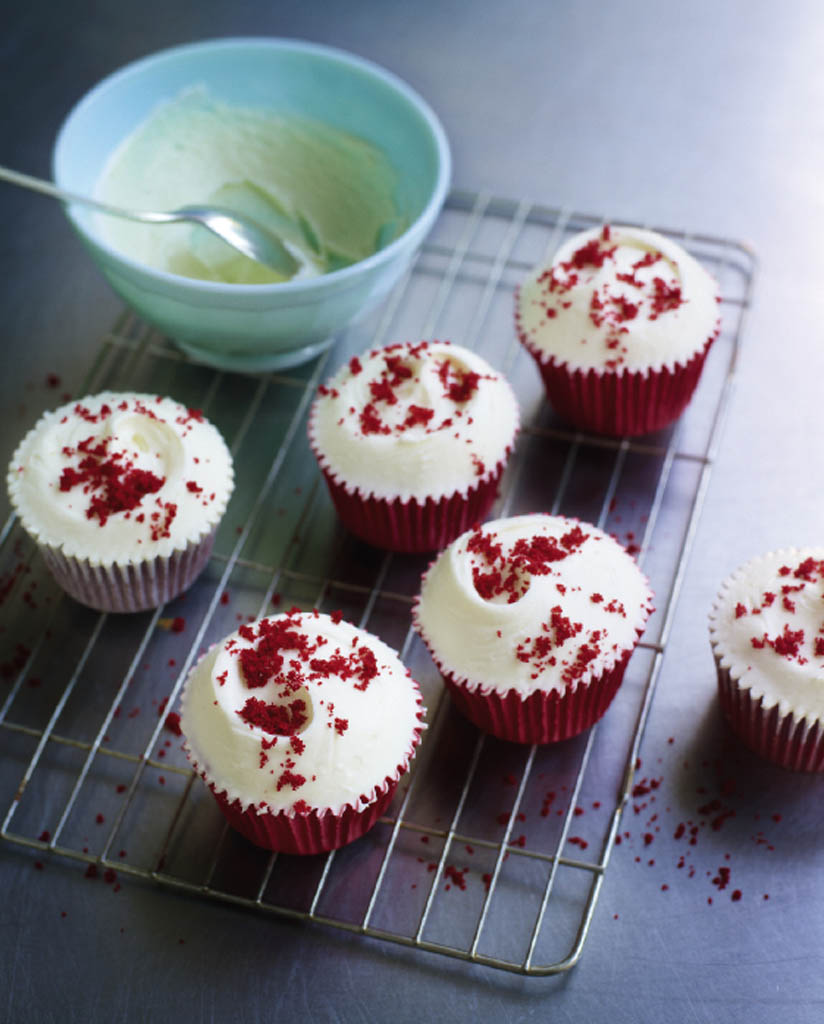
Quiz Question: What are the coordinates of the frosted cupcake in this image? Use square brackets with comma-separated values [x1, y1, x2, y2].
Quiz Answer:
[515, 225, 720, 436]
[180, 609, 425, 854]
[6, 392, 234, 612]
[308, 340, 519, 552]
[413, 514, 653, 744]
[709, 549, 824, 771]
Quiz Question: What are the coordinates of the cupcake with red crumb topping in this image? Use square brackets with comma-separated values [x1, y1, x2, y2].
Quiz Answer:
[413, 513, 653, 744]
[308, 340, 519, 553]
[180, 608, 425, 854]
[515, 224, 720, 436]
[709, 548, 824, 772]
[6, 392, 234, 612]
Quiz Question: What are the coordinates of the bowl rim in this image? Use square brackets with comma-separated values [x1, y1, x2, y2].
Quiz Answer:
[52, 35, 452, 296]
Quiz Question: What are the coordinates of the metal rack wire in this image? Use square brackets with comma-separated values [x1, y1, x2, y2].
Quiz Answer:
[0, 189, 755, 975]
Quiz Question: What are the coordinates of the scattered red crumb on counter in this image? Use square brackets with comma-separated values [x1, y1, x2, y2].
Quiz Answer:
[444, 865, 468, 891]
[164, 711, 182, 736]
[158, 616, 186, 633]
[408, 736, 784, 908]
[613, 742, 785, 908]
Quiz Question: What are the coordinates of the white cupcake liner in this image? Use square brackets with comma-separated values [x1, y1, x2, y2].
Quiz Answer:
[37, 528, 218, 613]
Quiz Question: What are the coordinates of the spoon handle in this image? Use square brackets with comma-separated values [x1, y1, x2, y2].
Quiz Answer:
[0, 163, 299, 273]
[0, 164, 174, 223]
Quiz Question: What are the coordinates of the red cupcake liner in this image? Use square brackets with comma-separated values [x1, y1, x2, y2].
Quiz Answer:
[518, 329, 717, 437]
[715, 663, 824, 772]
[37, 529, 217, 613]
[209, 778, 400, 855]
[320, 464, 505, 554]
[439, 647, 633, 745]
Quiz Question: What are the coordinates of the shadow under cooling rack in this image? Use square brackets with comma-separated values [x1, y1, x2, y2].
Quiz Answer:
[0, 189, 756, 975]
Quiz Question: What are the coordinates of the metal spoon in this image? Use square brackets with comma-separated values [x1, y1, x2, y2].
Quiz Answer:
[0, 164, 300, 275]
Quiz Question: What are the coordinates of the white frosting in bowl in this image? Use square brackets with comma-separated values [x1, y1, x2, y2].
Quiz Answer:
[181, 610, 424, 815]
[95, 87, 405, 285]
[7, 392, 234, 564]
[516, 225, 719, 374]
[309, 340, 520, 503]
[709, 548, 824, 723]
[414, 514, 653, 698]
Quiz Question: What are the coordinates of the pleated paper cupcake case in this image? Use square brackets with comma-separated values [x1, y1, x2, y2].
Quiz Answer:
[715, 664, 824, 772]
[38, 529, 217, 613]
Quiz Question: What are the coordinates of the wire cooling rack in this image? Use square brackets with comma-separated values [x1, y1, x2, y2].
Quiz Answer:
[0, 189, 755, 975]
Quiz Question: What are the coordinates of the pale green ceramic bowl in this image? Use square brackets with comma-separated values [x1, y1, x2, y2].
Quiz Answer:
[53, 38, 451, 372]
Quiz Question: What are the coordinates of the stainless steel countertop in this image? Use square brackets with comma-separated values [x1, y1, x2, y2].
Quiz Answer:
[2, 2, 823, 1021]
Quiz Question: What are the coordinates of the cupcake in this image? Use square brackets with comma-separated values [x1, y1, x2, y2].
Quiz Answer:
[180, 609, 425, 854]
[709, 549, 824, 772]
[413, 514, 653, 744]
[6, 392, 234, 613]
[515, 224, 720, 436]
[308, 340, 519, 553]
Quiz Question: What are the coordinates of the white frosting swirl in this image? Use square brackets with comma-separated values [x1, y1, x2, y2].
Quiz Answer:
[709, 548, 824, 723]
[414, 514, 653, 698]
[7, 392, 234, 563]
[180, 611, 424, 815]
[309, 341, 519, 502]
[516, 225, 719, 373]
